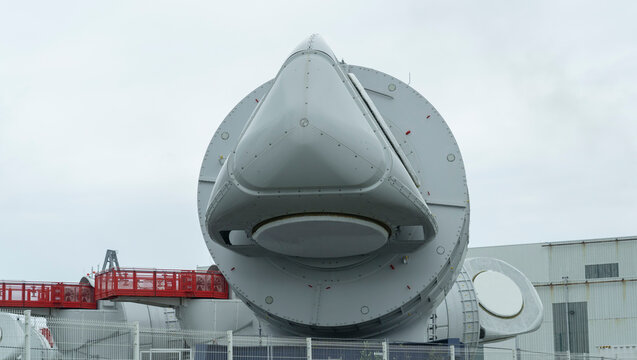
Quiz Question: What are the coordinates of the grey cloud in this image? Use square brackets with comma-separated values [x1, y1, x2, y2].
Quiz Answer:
[0, 0, 635, 282]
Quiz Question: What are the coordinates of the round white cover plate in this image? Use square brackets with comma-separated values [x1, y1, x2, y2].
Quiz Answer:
[474, 270, 524, 318]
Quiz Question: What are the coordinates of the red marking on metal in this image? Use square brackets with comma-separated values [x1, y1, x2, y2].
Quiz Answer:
[308, 285, 313, 288]
[390, 264, 395, 270]
[426, 115, 431, 119]
[325, 286, 331, 290]
[231, 267, 235, 271]
[41, 328, 54, 347]
[407, 285, 411, 290]
[427, 191, 430, 196]
[255, 99, 259, 103]
[405, 130, 411, 135]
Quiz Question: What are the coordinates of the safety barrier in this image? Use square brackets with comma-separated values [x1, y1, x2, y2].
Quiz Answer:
[0, 268, 229, 310]
[0, 281, 96, 309]
[1, 310, 620, 360]
[94, 268, 229, 300]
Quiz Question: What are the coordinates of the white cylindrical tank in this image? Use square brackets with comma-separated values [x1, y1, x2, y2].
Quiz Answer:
[176, 299, 261, 335]
[49, 300, 181, 357]
[0, 312, 56, 360]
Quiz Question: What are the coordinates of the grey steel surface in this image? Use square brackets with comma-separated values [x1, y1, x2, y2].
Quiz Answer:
[197, 34, 470, 339]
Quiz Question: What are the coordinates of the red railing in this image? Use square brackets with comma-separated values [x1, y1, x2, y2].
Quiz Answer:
[0, 281, 97, 309]
[0, 269, 229, 308]
[94, 268, 229, 300]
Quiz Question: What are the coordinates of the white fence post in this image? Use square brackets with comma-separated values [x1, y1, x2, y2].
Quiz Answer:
[133, 321, 140, 360]
[23, 310, 31, 360]
[227, 330, 233, 360]
[382, 340, 388, 360]
[449, 345, 455, 360]
[306, 338, 312, 360]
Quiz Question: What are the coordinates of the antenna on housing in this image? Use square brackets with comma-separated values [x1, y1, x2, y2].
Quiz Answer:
[101, 249, 120, 272]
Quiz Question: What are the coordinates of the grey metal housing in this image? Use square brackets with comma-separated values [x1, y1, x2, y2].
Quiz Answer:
[197, 35, 470, 340]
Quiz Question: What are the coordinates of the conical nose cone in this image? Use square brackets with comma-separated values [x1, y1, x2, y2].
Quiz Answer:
[232, 37, 387, 192]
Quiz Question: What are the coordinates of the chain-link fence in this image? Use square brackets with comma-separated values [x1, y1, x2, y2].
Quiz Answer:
[0, 310, 632, 360]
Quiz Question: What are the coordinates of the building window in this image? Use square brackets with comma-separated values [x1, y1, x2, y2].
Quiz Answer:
[585, 263, 619, 279]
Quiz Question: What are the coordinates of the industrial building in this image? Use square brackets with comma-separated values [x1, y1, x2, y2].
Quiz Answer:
[2, 236, 636, 359]
[468, 235, 637, 358]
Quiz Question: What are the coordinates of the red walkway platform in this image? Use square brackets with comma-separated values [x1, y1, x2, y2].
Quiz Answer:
[0, 269, 229, 309]
[0, 281, 97, 309]
[94, 268, 229, 300]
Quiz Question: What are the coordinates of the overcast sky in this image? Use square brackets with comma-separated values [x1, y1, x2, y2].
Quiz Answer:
[1, 1, 635, 282]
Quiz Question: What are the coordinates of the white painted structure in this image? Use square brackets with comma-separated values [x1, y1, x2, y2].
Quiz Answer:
[473, 270, 523, 318]
[198, 33, 544, 342]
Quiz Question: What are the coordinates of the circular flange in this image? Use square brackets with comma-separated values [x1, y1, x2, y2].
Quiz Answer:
[253, 214, 389, 258]
[474, 270, 524, 318]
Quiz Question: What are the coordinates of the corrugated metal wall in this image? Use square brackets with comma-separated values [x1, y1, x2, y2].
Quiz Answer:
[468, 236, 637, 355]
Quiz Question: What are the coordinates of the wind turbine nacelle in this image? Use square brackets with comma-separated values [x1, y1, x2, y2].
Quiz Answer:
[198, 35, 470, 339]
